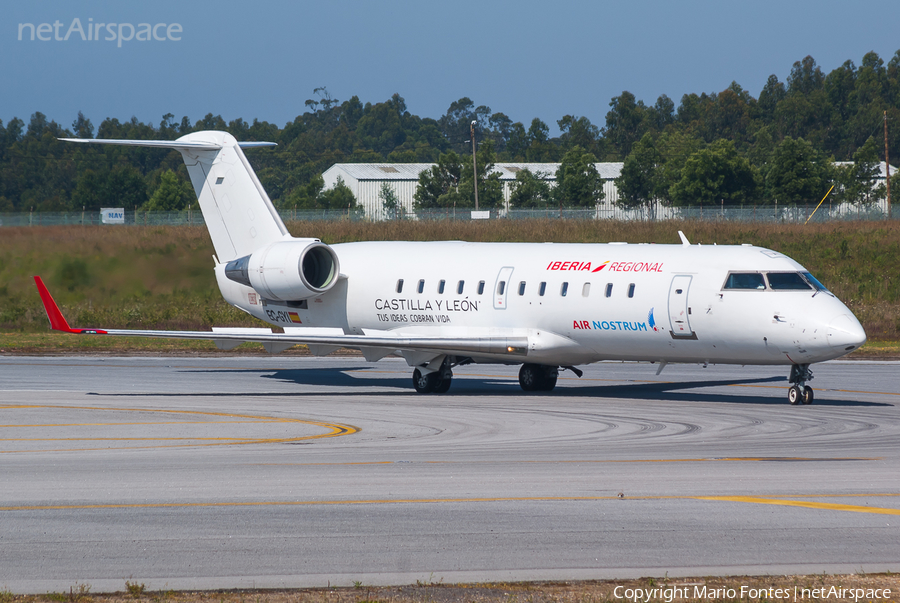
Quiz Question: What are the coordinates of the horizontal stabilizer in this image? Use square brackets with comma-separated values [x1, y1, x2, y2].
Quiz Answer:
[59, 138, 276, 150]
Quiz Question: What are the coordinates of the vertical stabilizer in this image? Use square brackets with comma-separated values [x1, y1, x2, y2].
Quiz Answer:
[175, 131, 288, 261]
[61, 131, 289, 262]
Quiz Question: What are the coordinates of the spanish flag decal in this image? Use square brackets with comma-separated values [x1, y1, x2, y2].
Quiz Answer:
[288, 312, 302, 324]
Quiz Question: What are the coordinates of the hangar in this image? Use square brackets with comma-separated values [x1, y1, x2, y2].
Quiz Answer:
[322, 162, 624, 220]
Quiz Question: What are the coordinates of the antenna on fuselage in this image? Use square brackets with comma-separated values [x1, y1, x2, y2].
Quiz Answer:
[678, 231, 691, 246]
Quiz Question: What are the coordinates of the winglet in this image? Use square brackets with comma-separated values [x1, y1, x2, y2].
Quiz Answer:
[678, 231, 691, 246]
[33, 276, 106, 334]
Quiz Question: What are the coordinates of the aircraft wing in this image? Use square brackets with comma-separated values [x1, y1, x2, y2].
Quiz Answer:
[33, 277, 529, 358]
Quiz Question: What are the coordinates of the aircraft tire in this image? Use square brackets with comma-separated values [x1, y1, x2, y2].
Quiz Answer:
[801, 387, 814, 405]
[518, 364, 540, 392]
[538, 366, 559, 391]
[788, 385, 802, 405]
[434, 374, 452, 394]
[413, 368, 437, 394]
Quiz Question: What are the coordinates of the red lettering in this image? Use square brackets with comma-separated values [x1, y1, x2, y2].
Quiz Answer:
[624, 262, 633, 271]
[570, 260, 579, 270]
[573, 320, 582, 329]
[561, 262, 570, 270]
[550, 261, 561, 270]
[609, 262, 618, 271]
[581, 262, 591, 271]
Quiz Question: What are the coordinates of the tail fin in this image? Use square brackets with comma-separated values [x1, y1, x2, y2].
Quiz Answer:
[61, 131, 288, 262]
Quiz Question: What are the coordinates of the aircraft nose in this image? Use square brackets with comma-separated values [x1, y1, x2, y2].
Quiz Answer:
[827, 314, 867, 351]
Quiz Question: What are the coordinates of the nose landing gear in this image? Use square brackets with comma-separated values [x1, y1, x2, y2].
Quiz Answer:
[788, 364, 814, 405]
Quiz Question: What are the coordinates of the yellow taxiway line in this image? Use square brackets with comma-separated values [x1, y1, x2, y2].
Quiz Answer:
[2, 493, 898, 515]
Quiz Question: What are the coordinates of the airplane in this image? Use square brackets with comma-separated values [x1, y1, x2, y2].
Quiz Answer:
[35, 130, 867, 404]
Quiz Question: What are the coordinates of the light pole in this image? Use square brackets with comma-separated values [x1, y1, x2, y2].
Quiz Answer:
[470, 120, 479, 211]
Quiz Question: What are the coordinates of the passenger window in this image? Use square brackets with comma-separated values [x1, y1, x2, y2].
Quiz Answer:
[457, 280, 465, 294]
[417, 279, 425, 294]
[518, 281, 526, 295]
[605, 283, 613, 298]
[582, 282, 590, 297]
[396, 279, 404, 293]
[497, 281, 506, 295]
[478, 280, 485, 295]
[766, 272, 813, 290]
[438, 279, 446, 294]
[724, 272, 766, 290]
[628, 283, 635, 298]
[539, 282, 546, 296]
[561, 282, 568, 297]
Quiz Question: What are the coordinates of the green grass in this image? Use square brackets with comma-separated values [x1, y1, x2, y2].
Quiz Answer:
[1, 220, 898, 345]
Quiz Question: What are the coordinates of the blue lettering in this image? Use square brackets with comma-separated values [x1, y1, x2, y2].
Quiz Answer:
[638, 322, 648, 331]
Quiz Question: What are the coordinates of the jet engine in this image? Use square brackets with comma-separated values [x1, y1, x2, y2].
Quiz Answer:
[224, 239, 340, 301]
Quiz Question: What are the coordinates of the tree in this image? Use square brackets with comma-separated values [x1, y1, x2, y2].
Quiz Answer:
[508, 168, 552, 209]
[72, 111, 94, 138]
[73, 166, 148, 211]
[764, 137, 829, 206]
[837, 137, 883, 205]
[379, 182, 403, 220]
[283, 175, 325, 210]
[143, 170, 194, 211]
[616, 133, 661, 210]
[414, 151, 463, 209]
[317, 176, 356, 210]
[558, 115, 599, 154]
[604, 91, 646, 158]
[654, 129, 703, 204]
[669, 140, 757, 206]
[554, 146, 604, 208]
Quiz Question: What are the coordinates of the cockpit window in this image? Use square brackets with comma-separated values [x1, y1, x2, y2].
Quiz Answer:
[766, 272, 813, 290]
[801, 272, 831, 293]
[724, 272, 766, 290]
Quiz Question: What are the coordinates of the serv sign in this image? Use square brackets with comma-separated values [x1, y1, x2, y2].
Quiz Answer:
[101, 208, 125, 224]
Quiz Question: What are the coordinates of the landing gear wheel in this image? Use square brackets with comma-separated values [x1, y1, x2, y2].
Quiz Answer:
[801, 387, 814, 405]
[518, 364, 540, 392]
[537, 366, 558, 391]
[413, 368, 438, 393]
[434, 374, 452, 393]
[788, 385, 802, 405]
[519, 364, 559, 392]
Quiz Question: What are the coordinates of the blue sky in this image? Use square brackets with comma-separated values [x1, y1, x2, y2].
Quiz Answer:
[3, 0, 899, 134]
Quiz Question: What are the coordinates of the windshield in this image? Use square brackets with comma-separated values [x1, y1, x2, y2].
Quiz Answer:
[801, 272, 831, 293]
[766, 272, 813, 290]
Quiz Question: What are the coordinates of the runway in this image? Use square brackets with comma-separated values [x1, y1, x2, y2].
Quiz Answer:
[1, 356, 898, 592]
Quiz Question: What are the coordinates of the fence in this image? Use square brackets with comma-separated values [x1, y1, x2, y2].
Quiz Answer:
[2, 204, 898, 227]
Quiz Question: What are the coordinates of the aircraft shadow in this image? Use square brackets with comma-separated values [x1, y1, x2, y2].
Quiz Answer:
[152, 367, 891, 407]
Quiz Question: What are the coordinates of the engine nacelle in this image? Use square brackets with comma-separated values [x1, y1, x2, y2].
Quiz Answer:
[224, 239, 340, 301]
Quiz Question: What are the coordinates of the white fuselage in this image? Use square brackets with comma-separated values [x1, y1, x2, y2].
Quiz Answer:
[215, 240, 866, 367]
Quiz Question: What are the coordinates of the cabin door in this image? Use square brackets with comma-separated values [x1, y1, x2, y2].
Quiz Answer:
[667, 275, 697, 339]
[493, 266, 514, 309]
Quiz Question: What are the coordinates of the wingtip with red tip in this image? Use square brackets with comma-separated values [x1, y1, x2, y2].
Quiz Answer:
[33, 276, 106, 334]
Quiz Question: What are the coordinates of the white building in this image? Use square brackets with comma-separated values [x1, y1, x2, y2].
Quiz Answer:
[322, 162, 624, 220]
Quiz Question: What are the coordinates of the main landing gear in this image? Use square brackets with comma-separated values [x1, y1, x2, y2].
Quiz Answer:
[788, 363, 814, 405]
[412, 357, 457, 394]
[518, 364, 559, 392]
